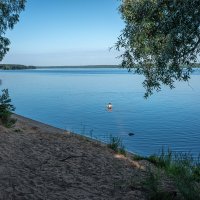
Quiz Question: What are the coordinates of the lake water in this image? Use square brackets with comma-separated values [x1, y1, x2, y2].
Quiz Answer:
[0, 68, 200, 157]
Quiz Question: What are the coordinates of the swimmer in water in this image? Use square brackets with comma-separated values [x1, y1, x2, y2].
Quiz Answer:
[107, 102, 112, 110]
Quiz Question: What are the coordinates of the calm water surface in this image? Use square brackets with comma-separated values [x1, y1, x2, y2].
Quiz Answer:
[0, 68, 200, 156]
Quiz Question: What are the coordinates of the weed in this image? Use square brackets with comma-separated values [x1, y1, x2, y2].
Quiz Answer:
[132, 154, 147, 161]
[107, 135, 126, 155]
[5, 118, 16, 128]
[146, 148, 172, 168]
[140, 149, 200, 200]
[144, 168, 174, 200]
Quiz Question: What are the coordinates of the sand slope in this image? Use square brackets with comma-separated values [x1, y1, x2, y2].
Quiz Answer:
[0, 114, 147, 200]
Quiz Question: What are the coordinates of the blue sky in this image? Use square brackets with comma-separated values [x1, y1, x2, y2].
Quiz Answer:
[2, 0, 124, 66]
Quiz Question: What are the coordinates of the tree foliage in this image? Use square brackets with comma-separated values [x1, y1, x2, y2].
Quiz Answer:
[116, 0, 200, 97]
[0, 0, 26, 61]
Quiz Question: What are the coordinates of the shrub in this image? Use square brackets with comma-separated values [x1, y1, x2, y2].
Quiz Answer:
[0, 89, 15, 126]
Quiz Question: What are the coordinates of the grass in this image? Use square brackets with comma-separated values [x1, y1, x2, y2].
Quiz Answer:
[107, 135, 126, 155]
[4, 118, 16, 128]
[143, 169, 175, 200]
[133, 148, 200, 200]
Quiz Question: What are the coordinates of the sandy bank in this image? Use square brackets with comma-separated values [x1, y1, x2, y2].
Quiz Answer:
[0, 114, 148, 200]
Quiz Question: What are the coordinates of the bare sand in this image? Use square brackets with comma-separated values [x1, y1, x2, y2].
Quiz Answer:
[0, 114, 148, 200]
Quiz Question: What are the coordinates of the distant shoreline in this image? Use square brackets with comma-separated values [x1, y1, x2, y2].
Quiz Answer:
[37, 65, 121, 69]
[1, 63, 200, 70]
[0, 64, 121, 70]
[0, 64, 36, 70]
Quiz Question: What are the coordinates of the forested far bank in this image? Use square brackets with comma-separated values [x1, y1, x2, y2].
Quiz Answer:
[0, 64, 36, 70]
[1, 64, 200, 70]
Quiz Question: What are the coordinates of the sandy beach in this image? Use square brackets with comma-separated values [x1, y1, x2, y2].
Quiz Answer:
[0, 114, 149, 200]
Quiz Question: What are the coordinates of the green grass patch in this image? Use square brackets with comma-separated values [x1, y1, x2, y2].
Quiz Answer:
[138, 149, 200, 200]
[107, 135, 126, 156]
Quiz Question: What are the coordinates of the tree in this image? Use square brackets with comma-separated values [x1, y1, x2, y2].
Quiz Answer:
[116, 0, 200, 98]
[0, 0, 26, 61]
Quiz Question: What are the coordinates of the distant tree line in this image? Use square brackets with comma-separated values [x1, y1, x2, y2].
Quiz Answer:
[0, 64, 36, 70]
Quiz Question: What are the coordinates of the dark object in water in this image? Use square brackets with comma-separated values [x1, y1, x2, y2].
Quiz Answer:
[128, 132, 134, 136]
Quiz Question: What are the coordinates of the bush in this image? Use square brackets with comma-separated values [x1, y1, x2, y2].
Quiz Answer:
[0, 89, 15, 126]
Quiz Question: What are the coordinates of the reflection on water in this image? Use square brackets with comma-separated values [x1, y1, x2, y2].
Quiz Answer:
[0, 68, 200, 156]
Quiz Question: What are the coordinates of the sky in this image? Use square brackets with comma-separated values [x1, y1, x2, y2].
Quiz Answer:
[2, 0, 124, 66]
